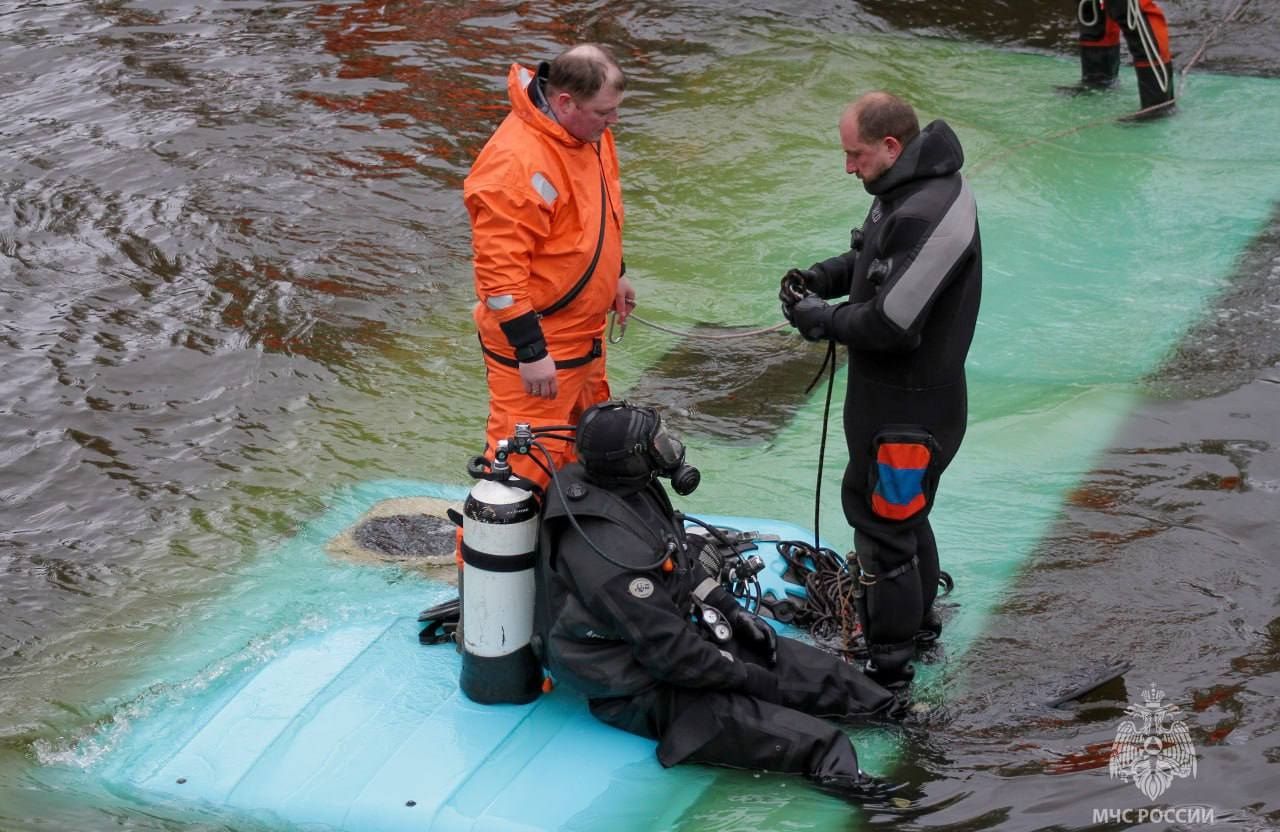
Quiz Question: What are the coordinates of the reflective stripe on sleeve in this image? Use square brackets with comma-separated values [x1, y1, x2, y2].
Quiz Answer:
[531, 172, 558, 207]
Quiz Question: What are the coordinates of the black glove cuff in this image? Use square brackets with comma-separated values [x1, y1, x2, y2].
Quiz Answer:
[499, 311, 549, 362]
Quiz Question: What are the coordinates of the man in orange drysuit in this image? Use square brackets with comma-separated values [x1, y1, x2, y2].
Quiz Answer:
[464, 44, 635, 489]
[1076, 0, 1175, 110]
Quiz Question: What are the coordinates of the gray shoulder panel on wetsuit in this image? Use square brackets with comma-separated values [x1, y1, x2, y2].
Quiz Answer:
[881, 177, 977, 332]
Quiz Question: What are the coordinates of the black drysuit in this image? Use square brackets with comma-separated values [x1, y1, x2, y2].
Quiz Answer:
[534, 464, 896, 784]
[803, 119, 981, 687]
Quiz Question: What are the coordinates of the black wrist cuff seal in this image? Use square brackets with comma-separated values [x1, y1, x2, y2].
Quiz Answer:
[500, 312, 548, 363]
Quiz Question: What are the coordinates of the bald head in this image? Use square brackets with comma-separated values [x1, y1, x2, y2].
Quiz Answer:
[838, 92, 919, 183]
[841, 92, 920, 148]
[547, 43, 626, 100]
[546, 43, 626, 143]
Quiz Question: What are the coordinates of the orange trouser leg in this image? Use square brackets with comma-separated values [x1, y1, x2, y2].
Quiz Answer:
[481, 348, 611, 491]
[1079, 14, 1122, 49]
[1113, 0, 1173, 106]
[1134, 0, 1171, 64]
[1105, 0, 1171, 64]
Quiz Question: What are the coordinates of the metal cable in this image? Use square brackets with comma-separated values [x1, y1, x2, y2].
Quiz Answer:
[1178, 0, 1252, 95]
[608, 309, 791, 344]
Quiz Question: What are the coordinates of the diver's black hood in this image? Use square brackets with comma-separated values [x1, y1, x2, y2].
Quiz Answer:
[864, 119, 964, 197]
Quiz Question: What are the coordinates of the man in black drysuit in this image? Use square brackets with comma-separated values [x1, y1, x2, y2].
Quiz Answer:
[533, 401, 899, 799]
[780, 92, 982, 691]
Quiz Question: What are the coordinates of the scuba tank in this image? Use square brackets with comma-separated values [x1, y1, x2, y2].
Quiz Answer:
[458, 436, 543, 705]
[454, 407, 699, 704]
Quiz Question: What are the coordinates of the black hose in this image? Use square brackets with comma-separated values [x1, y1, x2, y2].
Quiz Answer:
[805, 341, 839, 552]
[535, 439, 675, 573]
[775, 540, 865, 656]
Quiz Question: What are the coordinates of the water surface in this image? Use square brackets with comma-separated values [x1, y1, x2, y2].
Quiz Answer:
[3, 1, 1278, 829]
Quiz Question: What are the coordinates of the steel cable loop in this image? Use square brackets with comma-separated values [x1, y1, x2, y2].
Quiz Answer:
[774, 540, 956, 657]
[809, 568, 865, 653]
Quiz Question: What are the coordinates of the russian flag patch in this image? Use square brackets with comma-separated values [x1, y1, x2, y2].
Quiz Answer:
[871, 442, 931, 520]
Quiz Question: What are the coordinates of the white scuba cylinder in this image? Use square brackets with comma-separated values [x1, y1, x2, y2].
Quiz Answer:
[459, 471, 543, 704]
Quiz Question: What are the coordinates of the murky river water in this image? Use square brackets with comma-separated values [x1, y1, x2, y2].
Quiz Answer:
[3, 1, 1279, 829]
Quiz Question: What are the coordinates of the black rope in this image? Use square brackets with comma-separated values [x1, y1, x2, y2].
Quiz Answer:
[805, 340, 839, 551]
[536, 439, 675, 573]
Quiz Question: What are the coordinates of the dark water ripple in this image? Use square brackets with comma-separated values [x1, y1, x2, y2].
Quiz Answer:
[1, 0, 469, 676]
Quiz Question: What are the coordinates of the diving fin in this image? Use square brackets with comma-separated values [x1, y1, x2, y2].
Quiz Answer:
[417, 596, 461, 645]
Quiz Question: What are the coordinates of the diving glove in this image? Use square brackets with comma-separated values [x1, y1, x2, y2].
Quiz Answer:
[727, 606, 777, 667]
[779, 267, 817, 309]
[701, 582, 778, 667]
[788, 295, 835, 342]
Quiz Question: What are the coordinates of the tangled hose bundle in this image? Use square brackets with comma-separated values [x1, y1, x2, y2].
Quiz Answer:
[771, 541, 868, 658]
[768, 540, 956, 659]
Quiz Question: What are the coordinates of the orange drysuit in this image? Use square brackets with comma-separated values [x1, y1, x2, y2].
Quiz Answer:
[463, 63, 624, 488]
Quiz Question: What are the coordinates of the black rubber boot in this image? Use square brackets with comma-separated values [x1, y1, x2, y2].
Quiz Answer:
[1081, 44, 1121, 88]
[855, 553, 922, 690]
[1136, 60, 1175, 110]
[865, 641, 916, 692]
[915, 606, 942, 649]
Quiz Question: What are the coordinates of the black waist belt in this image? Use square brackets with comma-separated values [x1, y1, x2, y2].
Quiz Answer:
[481, 337, 602, 370]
